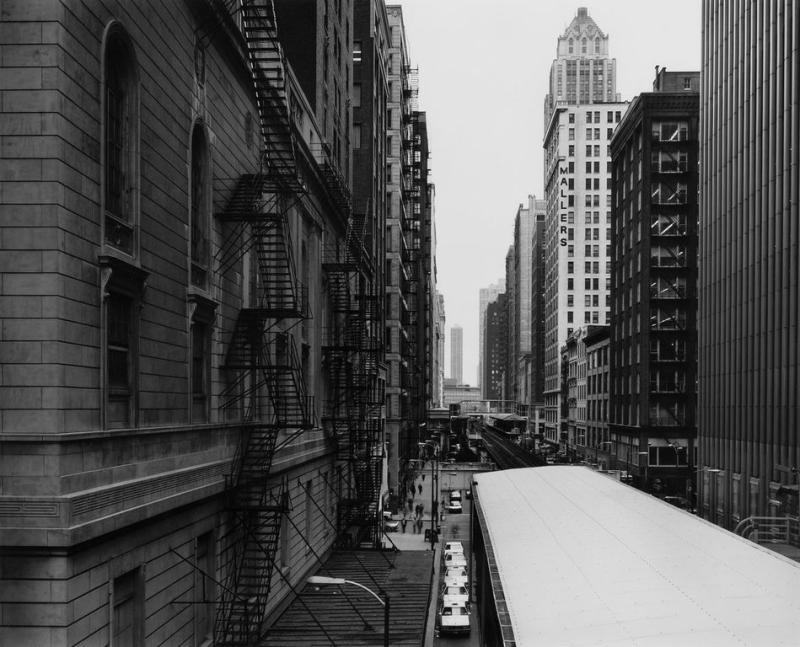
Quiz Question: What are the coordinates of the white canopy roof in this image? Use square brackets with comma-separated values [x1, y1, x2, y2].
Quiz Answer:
[473, 466, 800, 646]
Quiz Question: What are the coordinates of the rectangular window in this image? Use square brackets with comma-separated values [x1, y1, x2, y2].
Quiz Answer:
[191, 322, 208, 422]
[353, 124, 362, 149]
[113, 568, 143, 647]
[652, 121, 689, 142]
[108, 293, 133, 428]
[352, 83, 361, 108]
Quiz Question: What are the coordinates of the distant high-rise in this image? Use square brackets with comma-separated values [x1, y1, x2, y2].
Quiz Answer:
[450, 325, 463, 385]
[542, 7, 627, 451]
[478, 279, 505, 397]
[699, 1, 799, 527]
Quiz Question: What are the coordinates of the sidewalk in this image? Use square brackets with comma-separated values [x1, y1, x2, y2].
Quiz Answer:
[383, 468, 444, 646]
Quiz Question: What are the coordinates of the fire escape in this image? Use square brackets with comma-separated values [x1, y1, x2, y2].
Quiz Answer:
[400, 78, 422, 426]
[212, 2, 313, 644]
[322, 211, 385, 547]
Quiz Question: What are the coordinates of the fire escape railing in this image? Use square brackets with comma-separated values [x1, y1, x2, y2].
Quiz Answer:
[322, 213, 385, 548]
[213, 2, 314, 645]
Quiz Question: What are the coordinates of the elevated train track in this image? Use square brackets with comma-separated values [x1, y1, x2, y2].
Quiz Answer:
[480, 425, 545, 470]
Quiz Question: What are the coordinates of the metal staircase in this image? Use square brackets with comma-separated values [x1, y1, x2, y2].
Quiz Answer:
[215, 426, 287, 646]
[213, 2, 314, 644]
[322, 214, 386, 547]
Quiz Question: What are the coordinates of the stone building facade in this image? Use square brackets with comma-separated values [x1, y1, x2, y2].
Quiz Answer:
[0, 1, 380, 644]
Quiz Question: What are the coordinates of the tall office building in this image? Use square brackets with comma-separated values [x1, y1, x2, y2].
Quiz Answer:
[699, 1, 799, 527]
[543, 7, 619, 127]
[542, 7, 627, 450]
[479, 278, 505, 396]
[484, 293, 509, 400]
[450, 324, 464, 384]
[609, 68, 700, 499]
[515, 196, 546, 411]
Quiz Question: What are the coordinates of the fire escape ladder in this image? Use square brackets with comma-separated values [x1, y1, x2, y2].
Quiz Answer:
[241, 0, 301, 191]
[252, 211, 306, 317]
[215, 445, 287, 647]
[265, 331, 314, 428]
[320, 222, 383, 547]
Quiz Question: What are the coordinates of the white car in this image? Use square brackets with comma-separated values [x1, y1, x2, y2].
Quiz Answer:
[444, 551, 467, 568]
[445, 500, 463, 514]
[449, 489, 462, 502]
[439, 603, 470, 635]
[443, 541, 464, 556]
[442, 584, 469, 607]
[444, 566, 468, 587]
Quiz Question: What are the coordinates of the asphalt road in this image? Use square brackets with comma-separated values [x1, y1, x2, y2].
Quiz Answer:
[434, 493, 480, 647]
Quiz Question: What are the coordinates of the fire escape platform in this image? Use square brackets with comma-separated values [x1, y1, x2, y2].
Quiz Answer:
[260, 549, 434, 646]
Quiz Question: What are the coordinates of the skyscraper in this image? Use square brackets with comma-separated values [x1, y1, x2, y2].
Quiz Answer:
[541, 7, 627, 451]
[484, 293, 509, 401]
[699, 0, 799, 527]
[479, 278, 505, 396]
[450, 324, 464, 385]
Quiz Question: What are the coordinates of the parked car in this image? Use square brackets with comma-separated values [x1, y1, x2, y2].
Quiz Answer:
[445, 500, 463, 514]
[439, 603, 470, 636]
[449, 489, 462, 502]
[444, 566, 468, 587]
[442, 584, 469, 607]
[444, 552, 467, 568]
[443, 541, 464, 556]
[382, 511, 399, 532]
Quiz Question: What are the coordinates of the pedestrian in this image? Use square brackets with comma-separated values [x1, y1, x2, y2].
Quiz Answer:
[418, 483, 423, 495]
[401, 516, 408, 533]
[407, 497, 413, 511]
[417, 518, 423, 534]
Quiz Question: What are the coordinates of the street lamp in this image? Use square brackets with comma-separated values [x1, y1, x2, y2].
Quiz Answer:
[638, 450, 649, 492]
[307, 576, 390, 647]
[596, 440, 613, 465]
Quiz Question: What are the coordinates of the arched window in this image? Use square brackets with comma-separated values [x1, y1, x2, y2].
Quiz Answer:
[190, 123, 210, 287]
[581, 38, 587, 54]
[568, 38, 573, 54]
[595, 37, 600, 54]
[103, 27, 138, 255]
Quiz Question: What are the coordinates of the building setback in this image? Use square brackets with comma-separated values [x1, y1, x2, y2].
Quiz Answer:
[609, 68, 700, 500]
[541, 6, 626, 452]
[699, 0, 800, 526]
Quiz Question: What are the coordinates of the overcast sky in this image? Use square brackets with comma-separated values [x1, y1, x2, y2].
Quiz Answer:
[395, 0, 702, 387]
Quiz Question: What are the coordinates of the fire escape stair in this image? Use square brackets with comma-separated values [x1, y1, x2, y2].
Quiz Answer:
[215, 426, 285, 646]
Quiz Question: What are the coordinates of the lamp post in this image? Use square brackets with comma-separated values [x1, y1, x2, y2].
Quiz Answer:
[596, 440, 613, 467]
[638, 450, 649, 492]
[415, 440, 439, 548]
[307, 576, 390, 647]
